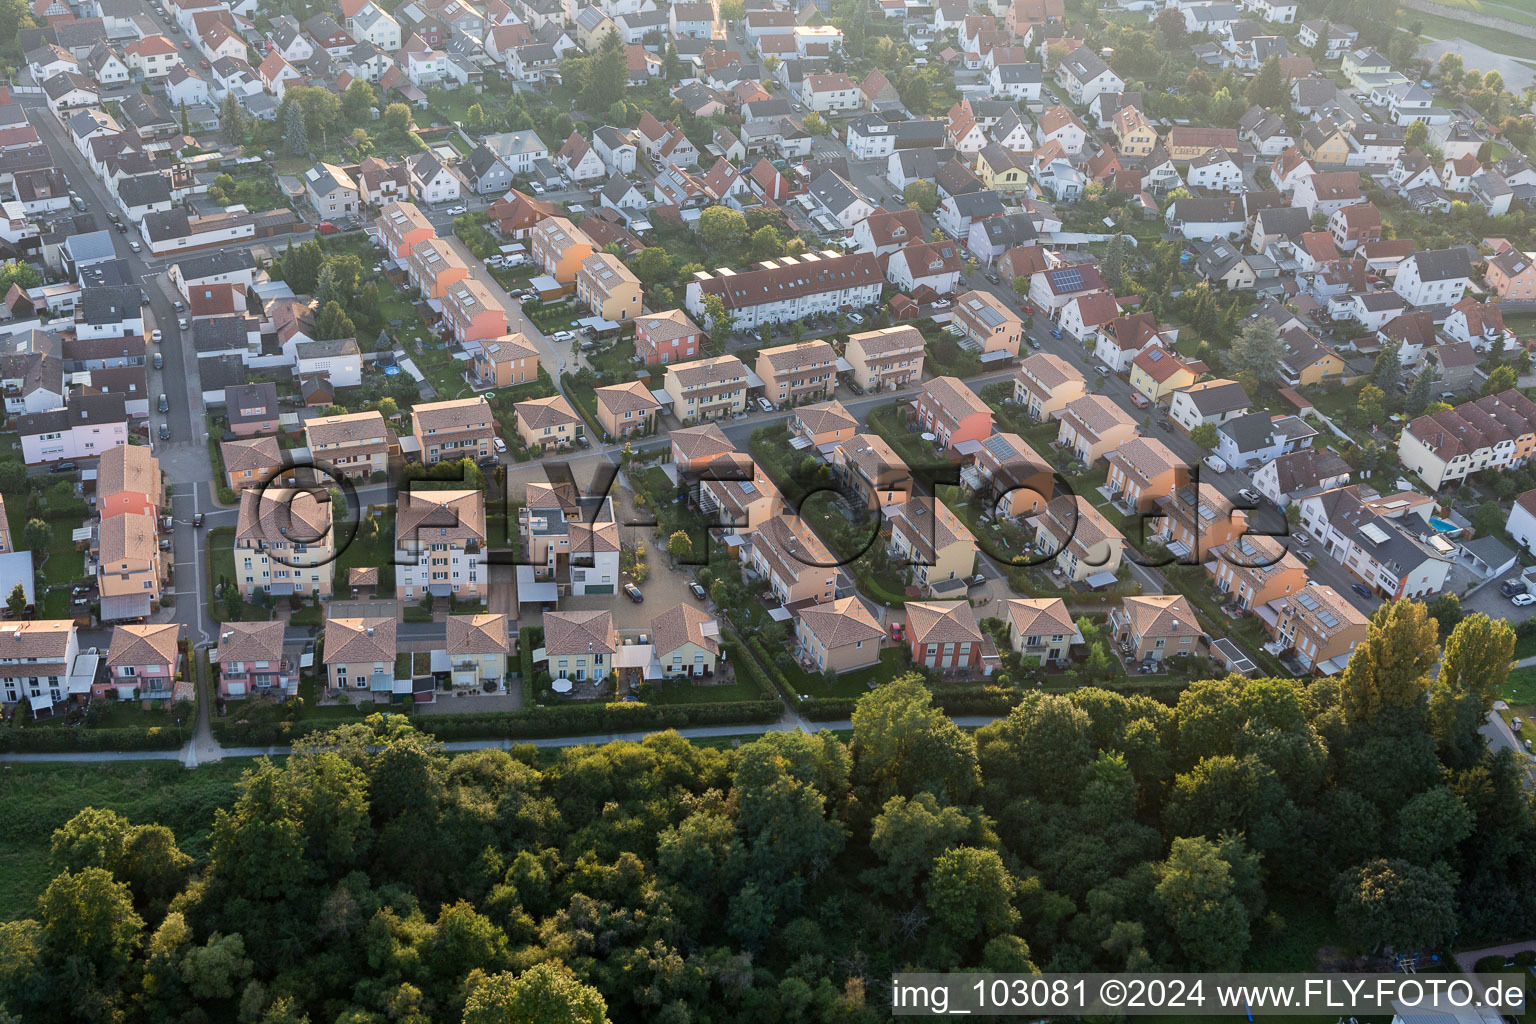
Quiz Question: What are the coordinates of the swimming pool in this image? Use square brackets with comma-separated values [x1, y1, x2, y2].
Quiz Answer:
[1428, 517, 1458, 533]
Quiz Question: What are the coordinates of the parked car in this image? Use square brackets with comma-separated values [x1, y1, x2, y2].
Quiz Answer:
[530, 183, 545, 194]
[1350, 582, 1374, 599]
[888, 621, 904, 641]
[177, 318, 188, 330]
[623, 583, 644, 602]
[689, 581, 707, 600]
[846, 312, 866, 325]
[173, 299, 184, 310]
[158, 393, 169, 413]
[158, 423, 170, 440]
[70, 192, 86, 211]
[1237, 488, 1261, 505]
[150, 328, 162, 342]
[51, 461, 77, 473]
[1501, 578, 1528, 598]
[965, 573, 987, 587]
[316, 221, 338, 235]
[128, 241, 141, 252]
[1050, 326, 1063, 338]
[755, 397, 773, 412]
[575, 434, 591, 448]
[1514, 593, 1536, 607]
[552, 330, 574, 342]
[152, 352, 163, 369]
[1026, 336, 1041, 349]
[931, 297, 951, 308]
[847, 381, 864, 395]
[1203, 454, 1228, 473]
[1094, 363, 1111, 376]
[1129, 391, 1149, 409]
[445, 205, 466, 215]
[491, 436, 507, 454]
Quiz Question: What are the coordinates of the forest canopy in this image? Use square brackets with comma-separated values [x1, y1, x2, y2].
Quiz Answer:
[0, 604, 1530, 1023]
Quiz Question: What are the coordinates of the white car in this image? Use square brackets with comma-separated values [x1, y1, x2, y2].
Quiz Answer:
[847, 312, 866, 325]
[177, 318, 188, 330]
[150, 328, 162, 342]
[1513, 594, 1536, 607]
[1094, 364, 1111, 376]
[756, 397, 773, 412]
[128, 241, 141, 252]
[445, 204, 466, 215]
[492, 436, 507, 454]
[531, 183, 546, 194]
[552, 330, 575, 342]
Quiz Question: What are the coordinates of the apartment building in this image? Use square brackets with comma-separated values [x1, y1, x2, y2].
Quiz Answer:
[1032, 494, 1125, 583]
[683, 250, 883, 331]
[212, 620, 297, 698]
[1058, 394, 1137, 465]
[699, 460, 784, 534]
[662, 355, 749, 423]
[1013, 351, 1086, 420]
[1398, 389, 1536, 490]
[410, 396, 495, 464]
[575, 252, 642, 322]
[519, 482, 621, 598]
[792, 400, 859, 447]
[1105, 435, 1188, 514]
[233, 488, 334, 599]
[834, 432, 912, 511]
[407, 237, 471, 298]
[323, 616, 396, 692]
[1153, 483, 1247, 562]
[844, 325, 924, 392]
[395, 489, 486, 602]
[306, 410, 394, 480]
[1109, 594, 1203, 662]
[1004, 597, 1082, 665]
[754, 340, 836, 407]
[1258, 582, 1368, 674]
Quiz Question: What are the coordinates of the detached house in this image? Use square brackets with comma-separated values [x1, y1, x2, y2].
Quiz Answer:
[1109, 594, 1203, 663]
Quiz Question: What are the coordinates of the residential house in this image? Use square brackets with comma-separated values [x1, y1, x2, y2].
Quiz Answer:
[951, 289, 1024, 354]
[635, 308, 703, 365]
[472, 335, 540, 388]
[1208, 533, 1308, 610]
[1169, 378, 1251, 433]
[755, 340, 836, 408]
[303, 162, 359, 219]
[886, 240, 963, 295]
[914, 375, 994, 451]
[1058, 393, 1137, 464]
[377, 200, 435, 258]
[663, 355, 750, 423]
[791, 400, 859, 447]
[1153, 482, 1247, 561]
[795, 597, 884, 674]
[1128, 347, 1202, 404]
[1398, 389, 1536, 490]
[1259, 582, 1368, 674]
[1032, 494, 1125, 583]
[887, 497, 976, 596]
[834, 432, 911, 511]
[1004, 598, 1081, 665]
[745, 515, 837, 606]
[410, 396, 495, 465]
[220, 435, 284, 494]
[0, 620, 79, 709]
[323, 616, 396, 692]
[1392, 247, 1472, 307]
[442, 614, 510, 691]
[684, 250, 882, 331]
[1485, 247, 1536, 300]
[1013, 351, 1086, 420]
[530, 216, 595, 284]
[101, 623, 181, 700]
[233, 487, 334, 598]
[394, 488, 487, 601]
[651, 603, 720, 679]
[1214, 411, 1316, 469]
[1297, 484, 1453, 598]
[212, 620, 296, 698]
[845, 325, 924, 392]
[513, 394, 582, 449]
[97, 512, 162, 620]
[1106, 435, 1189, 514]
[575, 252, 642, 322]
[905, 600, 988, 673]
[306, 410, 393, 480]
[1109, 594, 1202, 662]
[595, 380, 660, 439]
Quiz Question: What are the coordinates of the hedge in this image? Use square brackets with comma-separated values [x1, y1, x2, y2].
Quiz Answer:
[0, 725, 183, 752]
[212, 699, 781, 747]
[798, 685, 1018, 722]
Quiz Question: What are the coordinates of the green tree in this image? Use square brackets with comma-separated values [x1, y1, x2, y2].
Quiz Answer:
[868, 793, 981, 895]
[0, 259, 41, 292]
[926, 847, 1018, 940]
[1335, 858, 1457, 952]
[1405, 365, 1435, 415]
[1154, 836, 1250, 971]
[701, 293, 733, 338]
[1470, 500, 1504, 537]
[281, 238, 324, 293]
[1483, 363, 1517, 395]
[219, 92, 249, 142]
[383, 103, 413, 133]
[630, 247, 675, 286]
[1372, 338, 1403, 396]
[698, 206, 750, 258]
[1247, 56, 1286, 108]
[342, 79, 376, 123]
[22, 518, 48, 552]
[903, 179, 939, 214]
[666, 530, 692, 561]
[1339, 600, 1439, 728]
[1438, 612, 1514, 710]
[4, 583, 23, 618]
[802, 111, 828, 135]
[1395, 785, 1472, 864]
[1101, 232, 1128, 291]
[283, 100, 309, 157]
[314, 300, 355, 341]
[1405, 120, 1429, 150]
[850, 676, 980, 805]
[1227, 317, 1284, 386]
[749, 225, 786, 261]
[1189, 422, 1219, 450]
[582, 31, 627, 112]
[37, 868, 145, 1004]
[1357, 383, 1386, 427]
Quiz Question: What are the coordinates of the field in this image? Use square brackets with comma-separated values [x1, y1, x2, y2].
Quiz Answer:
[1406, 13, 1536, 64]
[0, 761, 249, 920]
[1416, 0, 1536, 27]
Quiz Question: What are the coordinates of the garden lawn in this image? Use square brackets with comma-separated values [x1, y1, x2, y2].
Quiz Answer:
[335, 512, 397, 596]
[6, 500, 84, 587]
[781, 647, 911, 699]
[206, 527, 271, 623]
[1498, 665, 1536, 705]
[641, 678, 764, 704]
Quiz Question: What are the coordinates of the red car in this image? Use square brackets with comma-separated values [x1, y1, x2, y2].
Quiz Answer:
[889, 621, 904, 642]
[316, 221, 338, 235]
[199, 60, 209, 68]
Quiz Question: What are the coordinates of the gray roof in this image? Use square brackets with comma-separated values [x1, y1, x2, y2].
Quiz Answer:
[63, 230, 117, 265]
[1218, 411, 1314, 453]
[174, 249, 255, 281]
[947, 191, 1005, 218]
[119, 173, 171, 208]
[806, 169, 867, 216]
[42, 71, 96, 100]
[15, 393, 125, 434]
[1411, 247, 1472, 282]
[226, 382, 278, 425]
[192, 316, 253, 353]
[79, 286, 142, 325]
[197, 353, 247, 393]
[978, 211, 1037, 247]
[1182, 380, 1251, 415]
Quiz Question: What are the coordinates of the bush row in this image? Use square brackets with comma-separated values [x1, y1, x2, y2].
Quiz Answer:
[797, 686, 1018, 722]
[0, 725, 183, 753]
[212, 699, 782, 747]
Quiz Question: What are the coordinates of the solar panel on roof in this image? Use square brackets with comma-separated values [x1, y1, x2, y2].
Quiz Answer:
[1052, 267, 1083, 291]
